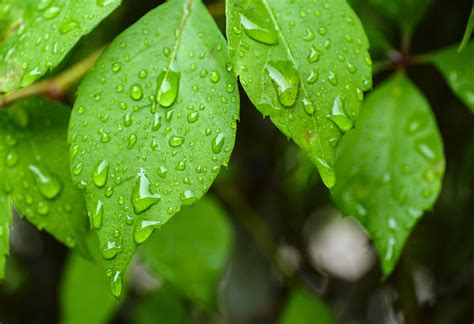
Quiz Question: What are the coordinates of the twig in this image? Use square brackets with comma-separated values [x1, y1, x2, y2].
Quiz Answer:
[0, 48, 103, 108]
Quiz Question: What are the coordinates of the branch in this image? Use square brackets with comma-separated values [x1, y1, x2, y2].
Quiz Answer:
[0, 48, 103, 108]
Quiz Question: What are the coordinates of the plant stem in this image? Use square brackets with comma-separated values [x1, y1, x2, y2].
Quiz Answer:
[0, 48, 103, 108]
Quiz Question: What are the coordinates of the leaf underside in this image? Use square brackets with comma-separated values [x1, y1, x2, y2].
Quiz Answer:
[69, 0, 239, 296]
[333, 74, 445, 276]
[226, 0, 372, 187]
[0, 0, 121, 93]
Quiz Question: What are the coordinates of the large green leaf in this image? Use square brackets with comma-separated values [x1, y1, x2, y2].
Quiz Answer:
[133, 289, 186, 324]
[226, 0, 372, 187]
[0, 190, 11, 280]
[367, 0, 433, 36]
[0, 98, 88, 251]
[333, 74, 445, 276]
[431, 43, 474, 112]
[69, 0, 239, 296]
[279, 289, 333, 324]
[0, 0, 120, 93]
[139, 196, 233, 307]
[60, 251, 119, 324]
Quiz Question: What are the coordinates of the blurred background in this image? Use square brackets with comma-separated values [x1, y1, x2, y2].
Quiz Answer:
[0, 0, 473, 323]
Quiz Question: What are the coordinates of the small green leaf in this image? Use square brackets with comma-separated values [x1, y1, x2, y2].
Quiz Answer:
[0, 0, 121, 93]
[0, 190, 12, 280]
[0, 98, 88, 252]
[459, 5, 474, 52]
[431, 43, 474, 112]
[333, 74, 445, 276]
[367, 0, 433, 36]
[226, 0, 372, 188]
[69, 0, 239, 296]
[279, 289, 334, 324]
[60, 251, 119, 324]
[133, 288, 186, 324]
[140, 196, 233, 307]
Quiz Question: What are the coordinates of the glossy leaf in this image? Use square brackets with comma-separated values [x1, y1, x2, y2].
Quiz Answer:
[60, 251, 119, 324]
[0, 98, 88, 251]
[431, 43, 474, 112]
[226, 0, 372, 187]
[279, 289, 334, 324]
[367, 0, 433, 35]
[459, 5, 474, 52]
[0, 0, 121, 93]
[0, 191, 11, 279]
[133, 289, 186, 324]
[333, 74, 445, 276]
[69, 0, 239, 296]
[140, 196, 233, 306]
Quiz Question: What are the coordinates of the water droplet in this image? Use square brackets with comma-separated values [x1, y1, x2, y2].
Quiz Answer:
[5, 150, 18, 167]
[308, 46, 321, 63]
[59, 19, 80, 34]
[266, 61, 300, 108]
[181, 190, 198, 206]
[327, 71, 338, 86]
[91, 200, 104, 229]
[239, 10, 278, 45]
[111, 62, 122, 72]
[210, 71, 220, 83]
[211, 133, 225, 154]
[328, 96, 353, 132]
[131, 169, 161, 214]
[156, 70, 180, 108]
[92, 160, 109, 188]
[29, 164, 61, 199]
[187, 111, 199, 123]
[303, 97, 315, 116]
[36, 201, 49, 216]
[102, 240, 121, 260]
[134, 219, 160, 244]
[306, 69, 318, 84]
[43, 6, 61, 19]
[158, 165, 168, 178]
[130, 84, 143, 101]
[110, 271, 122, 297]
[169, 136, 185, 147]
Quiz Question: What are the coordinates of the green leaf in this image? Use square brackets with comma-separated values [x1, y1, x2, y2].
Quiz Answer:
[367, 0, 433, 36]
[69, 0, 239, 296]
[459, 4, 474, 52]
[226, 0, 372, 188]
[333, 74, 445, 276]
[279, 289, 334, 324]
[0, 98, 88, 252]
[133, 289, 186, 324]
[0, 0, 121, 93]
[0, 190, 12, 280]
[140, 196, 233, 307]
[60, 250, 119, 324]
[431, 43, 474, 112]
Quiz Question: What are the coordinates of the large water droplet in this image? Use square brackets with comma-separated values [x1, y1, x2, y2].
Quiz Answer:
[91, 200, 104, 229]
[102, 241, 121, 260]
[239, 11, 278, 45]
[181, 190, 198, 206]
[169, 136, 185, 148]
[156, 70, 180, 108]
[328, 96, 353, 132]
[29, 164, 61, 199]
[92, 160, 109, 188]
[131, 169, 161, 214]
[266, 61, 300, 108]
[134, 219, 160, 244]
[130, 84, 143, 101]
[110, 271, 122, 297]
[211, 133, 225, 154]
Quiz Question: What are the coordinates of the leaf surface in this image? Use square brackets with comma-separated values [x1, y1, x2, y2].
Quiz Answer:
[140, 196, 233, 307]
[279, 289, 333, 324]
[69, 0, 239, 296]
[0, 98, 88, 251]
[333, 74, 445, 276]
[226, 0, 372, 187]
[431, 43, 474, 112]
[0, 0, 120, 92]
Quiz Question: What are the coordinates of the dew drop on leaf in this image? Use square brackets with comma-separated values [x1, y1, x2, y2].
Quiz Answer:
[156, 70, 180, 108]
[131, 169, 161, 214]
[28, 163, 62, 199]
[239, 8, 278, 45]
[266, 61, 300, 108]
